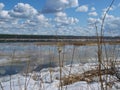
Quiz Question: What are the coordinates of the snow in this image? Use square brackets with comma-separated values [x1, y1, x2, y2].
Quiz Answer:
[0, 63, 120, 90]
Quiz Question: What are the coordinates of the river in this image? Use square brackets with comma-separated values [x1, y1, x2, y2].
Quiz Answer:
[0, 43, 119, 76]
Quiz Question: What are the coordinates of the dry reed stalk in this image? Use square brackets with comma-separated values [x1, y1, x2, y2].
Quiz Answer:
[58, 46, 62, 90]
[94, 0, 115, 89]
[61, 68, 115, 86]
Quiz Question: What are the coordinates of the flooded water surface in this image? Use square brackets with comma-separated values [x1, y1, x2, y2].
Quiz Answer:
[0, 42, 119, 76]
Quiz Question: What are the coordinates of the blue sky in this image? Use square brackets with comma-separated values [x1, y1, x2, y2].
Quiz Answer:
[0, 0, 120, 36]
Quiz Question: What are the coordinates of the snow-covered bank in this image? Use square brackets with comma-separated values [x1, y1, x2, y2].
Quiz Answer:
[0, 63, 120, 90]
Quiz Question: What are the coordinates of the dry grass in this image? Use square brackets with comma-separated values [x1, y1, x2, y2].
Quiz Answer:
[61, 68, 116, 86]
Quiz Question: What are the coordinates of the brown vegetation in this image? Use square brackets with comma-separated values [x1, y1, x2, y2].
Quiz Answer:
[61, 68, 116, 86]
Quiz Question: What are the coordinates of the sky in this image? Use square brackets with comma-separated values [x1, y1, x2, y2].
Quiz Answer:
[0, 0, 120, 36]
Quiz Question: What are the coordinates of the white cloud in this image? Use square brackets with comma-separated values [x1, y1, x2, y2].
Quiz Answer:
[88, 17, 100, 24]
[9, 3, 38, 19]
[104, 14, 120, 35]
[55, 12, 67, 17]
[76, 5, 88, 12]
[68, 0, 79, 7]
[42, 0, 79, 13]
[0, 10, 10, 19]
[102, 6, 116, 14]
[23, 14, 49, 27]
[87, 14, 120, 36]
[91, 7, 96, 11]
[54, 16, 79, 26]
[53, 25, 97, 36]
[88, 12, 98, 16]
[0, 10, 15, 24]
[32, 14, 50, 27]
[54, 10, 79, 26]
[0, 3, 52, 34]
[0, 3, 4, 10]
[36, 14, 48, 22]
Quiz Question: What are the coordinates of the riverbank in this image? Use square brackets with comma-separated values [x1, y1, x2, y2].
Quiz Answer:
[0, 63, 120, 90]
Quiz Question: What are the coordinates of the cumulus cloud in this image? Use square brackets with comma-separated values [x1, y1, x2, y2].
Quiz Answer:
[7, 3, 50, 28]
[54, 16, 79, 26]
[102, 6, 116, 14]
[88, 12, 98, 16]
[91, 7, 96, 11]
[36, 14, 48, 22]
[0, 10, 11, 19]
[53, 25, 97, 36]
[104, 14, 120, 35]
[55, 12, 67, 17]
[9, 3, 38, 19]
[0, 2, 80, 35]
[87, 13, 120, 36]
[54, 10, 79, 27]
[0, 3, 4, 10]
[42, 0, 79, 13]
[23, 14, 49, 26]
[88, 17, 101, 24]
[76, 5, 88, 12]
[0, 10, 15, 24]
[54, 11, 79, 26]
[0, 2, 52, 34]
[68, 0, 79, 7]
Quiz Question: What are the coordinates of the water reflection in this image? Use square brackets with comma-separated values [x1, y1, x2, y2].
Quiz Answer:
[0, 43, 119, 76]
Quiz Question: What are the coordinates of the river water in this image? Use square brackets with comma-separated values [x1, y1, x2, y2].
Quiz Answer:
[0, 43, 119, 76]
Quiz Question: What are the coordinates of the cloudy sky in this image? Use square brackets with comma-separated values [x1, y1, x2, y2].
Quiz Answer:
[0, 0, 120, 36]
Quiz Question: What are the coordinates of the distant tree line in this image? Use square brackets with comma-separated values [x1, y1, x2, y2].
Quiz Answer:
[0, 34, 119, 39]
